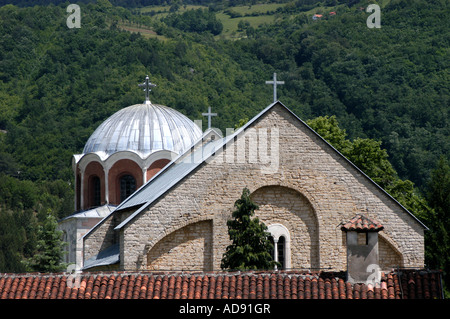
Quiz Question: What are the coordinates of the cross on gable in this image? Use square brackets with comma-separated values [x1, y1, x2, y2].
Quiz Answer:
[139, 75, 156, 104]
[202, 106, 217, 129]
[265, 72, 284, 103]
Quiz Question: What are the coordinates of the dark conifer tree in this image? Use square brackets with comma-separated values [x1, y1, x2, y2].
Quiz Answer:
[221, 188, 277, 270]
[26, 212, 67, 273]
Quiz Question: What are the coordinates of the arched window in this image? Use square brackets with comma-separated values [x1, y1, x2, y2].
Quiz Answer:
[90, 176, 101, 207]
[268, 224, 291, 270]
[120, 174, 136, 202]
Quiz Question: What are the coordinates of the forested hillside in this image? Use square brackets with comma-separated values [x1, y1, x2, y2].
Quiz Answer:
[0, 0, 448, 289]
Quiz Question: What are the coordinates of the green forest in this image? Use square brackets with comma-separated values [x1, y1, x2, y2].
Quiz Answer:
[0, 0, 448, 294]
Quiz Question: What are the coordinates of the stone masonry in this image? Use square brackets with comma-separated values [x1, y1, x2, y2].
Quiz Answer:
[83, 103, 425, 272]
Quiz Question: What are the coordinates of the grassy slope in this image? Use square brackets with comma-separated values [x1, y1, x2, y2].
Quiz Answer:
[138, 3, 284, 38]
[136, 2, 358, 39]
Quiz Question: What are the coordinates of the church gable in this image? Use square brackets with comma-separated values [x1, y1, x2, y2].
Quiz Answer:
[83, 102, 425, 273]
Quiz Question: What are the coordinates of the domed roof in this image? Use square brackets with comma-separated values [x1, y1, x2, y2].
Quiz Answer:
[82, 102, 202, 158]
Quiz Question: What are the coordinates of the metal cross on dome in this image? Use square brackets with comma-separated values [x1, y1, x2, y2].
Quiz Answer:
[139, 75, 156, 104]
[202, 106, 217, 129]
[265, 72, 284, 103]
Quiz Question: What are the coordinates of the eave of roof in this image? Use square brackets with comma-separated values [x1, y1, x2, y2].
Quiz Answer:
[59, 204, 116, 222]
[83, 243, 120, 270]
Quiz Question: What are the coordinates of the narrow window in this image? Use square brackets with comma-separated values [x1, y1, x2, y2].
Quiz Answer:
[277, 236, 285, 270]
[357, 232, 369, 245]
[91, 176, 101, 207]
[268, 235, 286, 270]
[120, 174, 136, 202]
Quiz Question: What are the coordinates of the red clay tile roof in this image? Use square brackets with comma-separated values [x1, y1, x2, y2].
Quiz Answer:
[341, 214, 384, 232]
[0, 270, 442, 299]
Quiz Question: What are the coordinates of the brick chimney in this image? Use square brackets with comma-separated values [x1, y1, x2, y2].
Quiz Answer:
[341, 214, 384, 284]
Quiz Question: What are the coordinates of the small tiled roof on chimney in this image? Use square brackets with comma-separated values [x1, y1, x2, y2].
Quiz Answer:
[341, 214, 384, 232]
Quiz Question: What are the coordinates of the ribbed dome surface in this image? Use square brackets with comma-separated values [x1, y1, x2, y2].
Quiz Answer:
[83, 103, 202, 157]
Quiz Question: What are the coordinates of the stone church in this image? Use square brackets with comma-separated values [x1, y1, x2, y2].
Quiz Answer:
[59, 77, 427, 283]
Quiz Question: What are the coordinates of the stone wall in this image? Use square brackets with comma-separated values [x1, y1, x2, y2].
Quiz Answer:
[251, 185, 319, 270]
[147, 220, 213, 271]
[59, 216, 104, 268]
[83, 208, 131, 263]
[379, 235, 403, 269]
[84, 103, 425, 272]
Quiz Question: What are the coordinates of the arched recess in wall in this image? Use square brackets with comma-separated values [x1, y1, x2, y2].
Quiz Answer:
[147, 158, 171, 181]
[108, 159, 143, 205]
[83, 161, 105, 210]
[88, 175, 101, 208]
[119, 174, 136, 203]
[251, 185, 319, 270]
[146, 220, 213, 272]
[378, 234, 404, 270]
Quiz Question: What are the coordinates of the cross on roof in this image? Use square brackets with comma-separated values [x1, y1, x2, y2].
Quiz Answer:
[139, 75, 156, 104]
[202, 106, 217, 129]
[265, 72, 284, 103]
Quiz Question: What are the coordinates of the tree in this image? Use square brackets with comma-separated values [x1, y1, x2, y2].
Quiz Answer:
[427, 156, 450, 219]
[26, 212, 67, 273]
[234, 117, 249, 129]
[307, 116, 397, 189]
[163, 9, 223, 35]
[307, 115, 431, 223]
[306, 116, 351, 153]
[346, 138, 397, 190]
[0, 211, 28, 273]
[221, 188, 277, 271]
[424, 156, 450, 297]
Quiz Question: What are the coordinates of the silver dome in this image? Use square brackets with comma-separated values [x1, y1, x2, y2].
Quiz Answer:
[83, 103, 202, 157]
